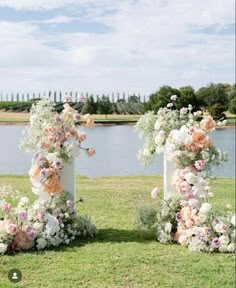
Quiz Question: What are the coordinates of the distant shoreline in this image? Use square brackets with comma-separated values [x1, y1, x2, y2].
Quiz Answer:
[0, 120, 235, 129]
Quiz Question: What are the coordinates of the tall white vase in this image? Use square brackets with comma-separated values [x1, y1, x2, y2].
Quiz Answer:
[163, 153, 176, 200]
[61, 158, 76, 202]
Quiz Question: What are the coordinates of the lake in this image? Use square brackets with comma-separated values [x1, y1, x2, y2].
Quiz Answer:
[0, 125, 235, 177]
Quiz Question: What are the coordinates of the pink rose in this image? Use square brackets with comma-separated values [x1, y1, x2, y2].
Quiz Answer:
[26, 229, 37, 241]
[18, 211, 28, 221]
[167, 103, 173, 108]
[1, 203, 12, 213]
[5, 220, 18, 235]
[170, 95, 177, 101]
[66, 200, 73, 207]
[194, 160, 206, 171]
[180, 107, 188, 114]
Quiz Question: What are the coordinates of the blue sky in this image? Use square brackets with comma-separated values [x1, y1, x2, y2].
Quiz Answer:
[0, 0, 235, 96]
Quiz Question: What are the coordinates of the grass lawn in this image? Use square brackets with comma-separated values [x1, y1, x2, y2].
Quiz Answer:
[0, 175, 235, 288]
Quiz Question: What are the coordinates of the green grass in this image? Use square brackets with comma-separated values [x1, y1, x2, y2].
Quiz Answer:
[0, 175, 235, 288]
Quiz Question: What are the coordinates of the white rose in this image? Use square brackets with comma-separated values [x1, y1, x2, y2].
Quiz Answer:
[33, 222, 44, 233]
[20, 197, 29, 204]
[0, 243, 8, 254]
[185, 173, 197, 185]
[36, 238, 47, 250]
[219, 245, 228, 253]
[219, 235, 229, 246]
[227, 243, 235, 253]
[164, 222, 172, 233]
[231, 215, 236, 227]
[199, 203, 212, 215]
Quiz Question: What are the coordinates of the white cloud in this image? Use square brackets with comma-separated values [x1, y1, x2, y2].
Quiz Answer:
[0, 0, 234, 96]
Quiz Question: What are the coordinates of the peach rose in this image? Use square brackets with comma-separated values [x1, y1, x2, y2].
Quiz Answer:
[13, 230, 34, 250]
[83, 114, 95, 128]
[192, 129, 206, 143]
[87, 148, 96, 157]
[200, 116, 215, 131]
[43, 170, 63, 195]
[29, 165, 40, 179]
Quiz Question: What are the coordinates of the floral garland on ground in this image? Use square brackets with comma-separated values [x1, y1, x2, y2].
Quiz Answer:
[0, 98, 97, 255]
[136, 96, 235, 253]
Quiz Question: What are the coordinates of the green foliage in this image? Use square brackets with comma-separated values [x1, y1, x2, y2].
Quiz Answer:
[228, 84, 236, 114]
[177, 86, 200, 111]
[196, 83, 229, 109]
[145, 86, 181, 112]
[136, 205, 157, 230]
[208, 103, 226, 119]
[81, 95, 97, 114]
[228, 98, 236, 114]
[97, 95, 112, 117]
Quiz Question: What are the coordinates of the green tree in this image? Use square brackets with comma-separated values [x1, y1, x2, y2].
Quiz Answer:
[97, 95, 112, 119]
[177, 86, 199, 111]
[196, 83, 228, 109]
[81, 95, 97, 114]
[228, 84, 236, 113]
[145, 86, 181, 112]
[128, 95, 140, 103]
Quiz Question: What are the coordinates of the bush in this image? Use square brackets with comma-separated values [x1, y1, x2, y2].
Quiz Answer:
[208, 103, 226, 119]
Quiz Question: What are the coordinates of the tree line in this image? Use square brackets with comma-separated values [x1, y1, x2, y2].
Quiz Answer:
[0, 82, 235, 118]
[145, 83, 236, 118]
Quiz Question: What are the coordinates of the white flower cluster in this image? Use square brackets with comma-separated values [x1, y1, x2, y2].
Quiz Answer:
[0, 188, 97, 255]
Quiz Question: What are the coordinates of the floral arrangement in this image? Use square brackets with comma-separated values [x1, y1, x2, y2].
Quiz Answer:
[136, 96, 235, 253]
[0, 98, 97, 255]
[137, 190, 235, 253]
[20, 98, 95, 198]
[0, 186, 97, 255]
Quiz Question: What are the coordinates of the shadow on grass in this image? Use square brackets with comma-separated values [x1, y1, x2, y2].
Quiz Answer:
[94, 228, 155, 243]
[4, 229, 156, 256]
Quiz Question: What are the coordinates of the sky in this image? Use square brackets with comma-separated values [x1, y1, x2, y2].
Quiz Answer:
[0, 0, 235, 97]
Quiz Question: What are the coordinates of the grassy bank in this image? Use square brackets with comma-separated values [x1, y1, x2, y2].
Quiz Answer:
[0, 111, 235, 126]
[0, 175, 235, 288]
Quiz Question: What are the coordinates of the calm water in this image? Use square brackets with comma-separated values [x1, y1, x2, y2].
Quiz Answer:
[0, 125, 235, 177]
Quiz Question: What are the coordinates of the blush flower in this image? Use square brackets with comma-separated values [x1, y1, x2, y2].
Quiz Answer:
[87, 148, 96, 157]
[151, 187, 159, 199]
[200, 116, 215, 131]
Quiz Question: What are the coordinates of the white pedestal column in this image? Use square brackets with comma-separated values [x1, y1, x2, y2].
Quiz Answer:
[61, 158, 76, 202]
[163, 153, 176, 200]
